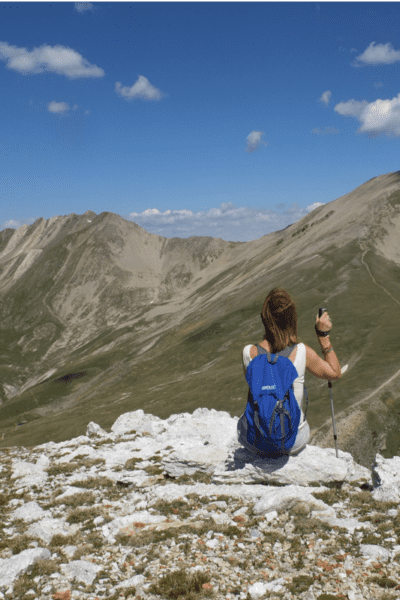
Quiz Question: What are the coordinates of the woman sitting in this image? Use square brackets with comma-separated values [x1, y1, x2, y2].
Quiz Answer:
[237, 287, 341, 456]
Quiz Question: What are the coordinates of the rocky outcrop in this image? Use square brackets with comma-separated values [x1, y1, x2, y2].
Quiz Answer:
[0, 408, 399, 600]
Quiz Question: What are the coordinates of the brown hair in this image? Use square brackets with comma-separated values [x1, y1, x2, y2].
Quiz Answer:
[260, 288, 300, 353]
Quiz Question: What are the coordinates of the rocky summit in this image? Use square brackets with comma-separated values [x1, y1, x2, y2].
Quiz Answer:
[1, 408, 400, 600]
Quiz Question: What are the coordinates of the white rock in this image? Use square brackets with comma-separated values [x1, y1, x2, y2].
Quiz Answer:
[12, 501, 49, 523]
[11, 455, 49, 488]
[0, 548, 51, 588]
[27, 517, 77, 545]
[311, 512, 369, 534]
[372, 453, 400, 502]
[60, 560, 102, 585]
[63, 546, 78, 559]
[86, 421, 109, 438]
[248, 581, 267, 599]
[57, 445, 95, 463]
[111, 410, 166, 437]
[211, 512, 232, 525]
[107, 511, 167, 537]
[97, 442, 145, 469]
[253, 485, 332, 516]
[212, 445, 371, 487]
[118, 574, 145, 588]
[359, 544, 392, 562]
[265, 577, 285, 592]
[347, 591, 363, 600]
[265, 510, 278, 522]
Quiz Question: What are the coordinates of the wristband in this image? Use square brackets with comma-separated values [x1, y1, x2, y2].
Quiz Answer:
[315, 325, 331, 337]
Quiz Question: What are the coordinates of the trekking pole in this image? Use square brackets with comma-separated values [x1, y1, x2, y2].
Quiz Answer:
[319, 308, 340, 458]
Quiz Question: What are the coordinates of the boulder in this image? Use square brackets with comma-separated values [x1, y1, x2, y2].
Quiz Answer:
[0, 548, 51, 589]
[252, 484, 332, 516]
[212, 445, 372, 487]
[60, 560, 102, 585]
[11, 455, 49, 488]
[111, 410, 167, 437]
[372, 453, 400, 502]
[11, 501, 50, 523]
[359, 544, 392, 563]
[27, 517, 78, 545]
[86, 421, 109, 438]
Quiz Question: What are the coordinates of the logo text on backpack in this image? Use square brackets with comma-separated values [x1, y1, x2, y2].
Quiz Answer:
[261, 385, 276, 390]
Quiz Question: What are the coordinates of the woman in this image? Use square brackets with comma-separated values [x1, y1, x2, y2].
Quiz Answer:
[238, 287, 341, 456]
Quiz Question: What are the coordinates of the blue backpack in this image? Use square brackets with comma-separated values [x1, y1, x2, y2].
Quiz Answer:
[243, 344, 308, 456]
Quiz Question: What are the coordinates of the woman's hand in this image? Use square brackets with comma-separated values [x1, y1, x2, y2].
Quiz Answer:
[315, 311, 332, 333]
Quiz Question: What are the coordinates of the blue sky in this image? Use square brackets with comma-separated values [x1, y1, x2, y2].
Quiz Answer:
[1, 1, 400, 242]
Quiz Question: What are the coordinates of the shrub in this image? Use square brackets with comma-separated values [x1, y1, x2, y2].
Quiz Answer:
[149, 568, 212, 599]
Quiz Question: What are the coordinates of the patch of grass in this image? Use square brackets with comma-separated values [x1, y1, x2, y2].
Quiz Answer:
[366, 575, 399, 589]
[66, 505, 106, 525]
[312, 488, 348, 506]
[70, 475, 115, 489]
[91, 438, 112, 447]
[124, 456, 143, 470]
[263, 530, 286, 544]
[287, 574, 314, 593]
[347, 492, 398, 514]
[186, 494, 212, 505]
[212, 495, 232, 503]
[115, 518, 241, 549]
[152, 499, 192, 519]
[143, 464, 164, 475]
[149, 568, 212, 599]
[52, 490, 97, 507]
[73, 453, 90, 461]
[174, 473, 212, 485]
[47, 461, 81, 476]
[0, 533, 31, 554]
[289, 515, 334, 537]
[49, 532, 80, 548]
[86, 530, 104, 549]
[362, 532, 385, 545]
[108, 586, 137, 600]
[81, 457, 106, 468]
[151, 455, 163, 462]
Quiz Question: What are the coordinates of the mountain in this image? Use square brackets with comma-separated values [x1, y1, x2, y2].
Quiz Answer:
[0, 172, 400, 469]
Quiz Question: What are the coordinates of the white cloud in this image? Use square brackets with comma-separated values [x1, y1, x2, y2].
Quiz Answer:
[48, 101, 70, 114]
[74, 2, 93, 12]
[319, 91, 332, 106]
[335, 93, 400, 136]
[125, 201, 321, 242]
[311, 126, 340, 135]
[0, 41, 104, 79]
[334, 99, 368, 117]
[307, 202, 325, 211]
[245, 131, 267, 153]
[1, 202, 329, 242]
[374, 81, 384, 89]
[353, 42, 400, 66]
[115, 76, 165, 101]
